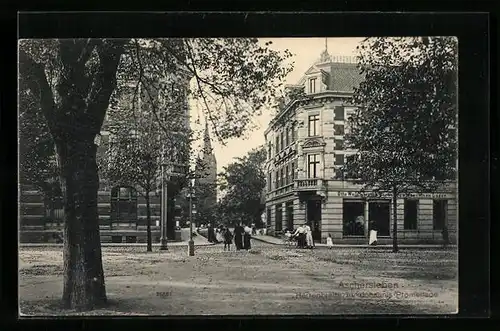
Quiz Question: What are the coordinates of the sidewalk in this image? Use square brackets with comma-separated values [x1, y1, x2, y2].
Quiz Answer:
[251, 234, 455, 249]
[20, 229, 214, 249]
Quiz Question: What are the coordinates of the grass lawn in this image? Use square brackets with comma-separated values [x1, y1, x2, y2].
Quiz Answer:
[19, 241, 458, 315]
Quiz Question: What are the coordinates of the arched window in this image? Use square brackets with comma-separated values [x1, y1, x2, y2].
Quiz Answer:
[111, 186, 138, 223]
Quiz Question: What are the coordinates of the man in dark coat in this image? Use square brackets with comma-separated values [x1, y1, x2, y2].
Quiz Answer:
[234, 222, 244, 250]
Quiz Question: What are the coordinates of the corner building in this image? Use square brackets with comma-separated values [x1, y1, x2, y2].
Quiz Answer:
[264, 50, 457, 244]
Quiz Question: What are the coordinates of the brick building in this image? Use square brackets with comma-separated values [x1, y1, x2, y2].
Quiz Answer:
[19, 73, 193, 243]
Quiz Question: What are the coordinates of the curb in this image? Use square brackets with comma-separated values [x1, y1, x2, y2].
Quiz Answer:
[20, 229, 215, 249]
[251, 236, 456, 249]
[20, 242, 216, 248]
[192, 230, 216, 245]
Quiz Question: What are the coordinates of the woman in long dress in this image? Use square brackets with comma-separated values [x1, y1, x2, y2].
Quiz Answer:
[216, 225, 224, 243]
[243, 224, 252, 250]
[369, 220, 378, 246]
[234, 222, 244, 250]
[207, 223, 214, 242]
[293, 224, 305, 248]
[305, 223, 314, 249]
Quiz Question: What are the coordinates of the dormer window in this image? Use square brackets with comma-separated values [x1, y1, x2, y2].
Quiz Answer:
[308, 78, 317, 94]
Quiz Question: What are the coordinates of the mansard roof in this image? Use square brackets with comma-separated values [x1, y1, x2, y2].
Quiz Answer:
[329, 62, 365, 93]
[298, 62, 364, 93]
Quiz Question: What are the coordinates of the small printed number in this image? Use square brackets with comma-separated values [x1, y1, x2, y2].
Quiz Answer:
[156, 291, 171, 297]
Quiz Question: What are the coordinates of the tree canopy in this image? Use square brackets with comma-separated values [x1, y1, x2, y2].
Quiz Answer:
[218, 146, 267, 226]
[18, 38, 292, 310]
[19, 87, 60, 196]
[344, 37, 458, 194]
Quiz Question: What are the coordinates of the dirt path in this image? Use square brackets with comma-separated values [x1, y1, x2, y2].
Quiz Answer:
[19, 242, 458, 315]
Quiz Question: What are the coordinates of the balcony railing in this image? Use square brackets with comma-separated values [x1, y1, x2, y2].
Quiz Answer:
[295, 179, 318, 188]
[266, 179, 327, 200]
[265, 183, 294, 199]
[294, 178, 326, 191]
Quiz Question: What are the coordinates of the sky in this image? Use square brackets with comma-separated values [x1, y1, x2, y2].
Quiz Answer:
[190, 37, 364, 174]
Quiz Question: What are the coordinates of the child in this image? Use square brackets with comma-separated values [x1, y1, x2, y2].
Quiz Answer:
[223, 227, 233, 251]
[326, 233, 333, 249]
[369, 220, 378, 246]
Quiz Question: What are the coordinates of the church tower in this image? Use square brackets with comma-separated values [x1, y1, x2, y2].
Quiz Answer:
[194, 121, 218, 224]
[199, 121, 217, 181]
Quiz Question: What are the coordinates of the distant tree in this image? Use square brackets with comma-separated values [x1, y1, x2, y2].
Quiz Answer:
[19, 38, 291, 310]
[192, 181, 217, 226]
[19, 87, 60, 197]
[218, 146, 267, 227]
[343, 37, 458, 252]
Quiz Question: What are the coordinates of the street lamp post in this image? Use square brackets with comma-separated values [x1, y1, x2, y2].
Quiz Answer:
[188, 178, 195, 256]
[160, 153, 171, 251]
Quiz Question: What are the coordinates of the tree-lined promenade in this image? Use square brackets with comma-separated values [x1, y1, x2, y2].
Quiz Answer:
[19, 38, 292, 310]
[19, 37, 457, 313]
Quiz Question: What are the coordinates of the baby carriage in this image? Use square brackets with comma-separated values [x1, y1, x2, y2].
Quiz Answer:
[282, 231, 296, 247]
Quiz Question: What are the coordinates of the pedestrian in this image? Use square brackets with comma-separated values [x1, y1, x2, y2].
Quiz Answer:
[305, 222, 314, 249]
[369, 220, 378, 246]
[223, 227, 233, 251]
[251, 223, 257, 235]
[207, 223, 214, 243]
[243, 223, 252, 250]
[216, 225, 224, 243]
[234, 222, 244, 250]
[293, 224, 306, 248]
[326, 233, 333, 249]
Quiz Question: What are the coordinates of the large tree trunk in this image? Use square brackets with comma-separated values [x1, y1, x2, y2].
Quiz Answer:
[19, 39, 127, 311]
[145, 191, 152, 252]
[57, 138, 107, 310]
[392, 187, 399, 253]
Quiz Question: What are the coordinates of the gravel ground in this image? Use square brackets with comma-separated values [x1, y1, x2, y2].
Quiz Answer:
[19, 240, 458, 316]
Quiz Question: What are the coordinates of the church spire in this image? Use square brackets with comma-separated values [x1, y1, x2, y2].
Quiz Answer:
[203, 120, 212, 155]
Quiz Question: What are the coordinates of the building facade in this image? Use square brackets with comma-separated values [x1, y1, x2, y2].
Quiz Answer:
[19, 73, 193, 243]
[264, 49, 457, 244]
